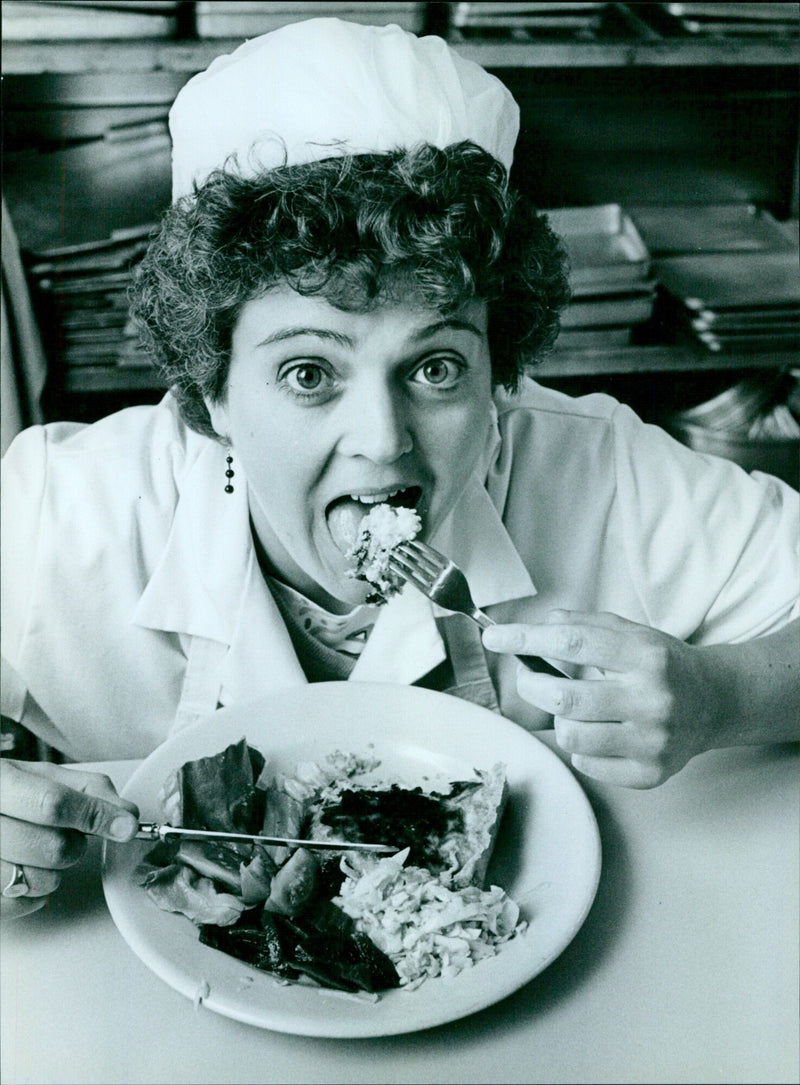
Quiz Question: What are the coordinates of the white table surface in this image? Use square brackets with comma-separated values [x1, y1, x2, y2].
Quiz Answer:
[2, 736, 798, 1085]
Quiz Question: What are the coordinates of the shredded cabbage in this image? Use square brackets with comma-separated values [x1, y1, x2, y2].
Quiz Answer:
[335, 849, 526, 990]
[345, 504, 421, 601]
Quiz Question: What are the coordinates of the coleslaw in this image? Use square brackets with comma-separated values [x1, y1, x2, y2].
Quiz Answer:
[337, 849, 525, 989]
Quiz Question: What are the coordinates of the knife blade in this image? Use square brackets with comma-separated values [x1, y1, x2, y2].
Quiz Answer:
[135, 822, 397, 854]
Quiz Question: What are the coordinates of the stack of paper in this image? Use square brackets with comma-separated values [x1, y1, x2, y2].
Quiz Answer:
[25, 226, 156, 372]
[2, 1, 180, 40]
[657, 3, 798, 38]
[194, 2, 426, 37]
[4, 119, 172, 385]
[546, 205, 655, 351]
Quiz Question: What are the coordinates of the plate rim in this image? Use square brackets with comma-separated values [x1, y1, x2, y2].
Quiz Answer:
[103, 682, 602, 1037]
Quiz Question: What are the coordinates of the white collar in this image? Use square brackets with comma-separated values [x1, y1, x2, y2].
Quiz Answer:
[133, 439, 251, 644]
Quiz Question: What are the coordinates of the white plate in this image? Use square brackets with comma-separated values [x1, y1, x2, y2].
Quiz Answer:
[103, 682, 601, 1037]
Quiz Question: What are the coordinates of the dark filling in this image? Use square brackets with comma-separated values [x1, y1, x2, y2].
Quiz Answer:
[317, 785, 465, 871]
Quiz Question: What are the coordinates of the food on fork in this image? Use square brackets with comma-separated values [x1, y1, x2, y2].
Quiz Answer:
[135, 739, 524, 995]
[345, 502, 421, 603]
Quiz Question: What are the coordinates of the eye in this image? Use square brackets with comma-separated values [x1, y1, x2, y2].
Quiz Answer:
[410, 356, 463, 389]
[281, 361, 331, 397]
[288, 363, 323, 390]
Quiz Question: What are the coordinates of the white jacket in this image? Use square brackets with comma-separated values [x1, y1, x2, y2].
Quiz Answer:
[2, 381, 797, 761]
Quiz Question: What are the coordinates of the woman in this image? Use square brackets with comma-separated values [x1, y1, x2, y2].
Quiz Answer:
[2, 18, 798, 918]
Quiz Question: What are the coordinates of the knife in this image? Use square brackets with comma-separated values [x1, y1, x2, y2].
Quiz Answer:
[136, 822, 397, 854]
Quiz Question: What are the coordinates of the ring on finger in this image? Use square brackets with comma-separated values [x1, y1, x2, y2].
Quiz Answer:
[2, 863, 29, 898]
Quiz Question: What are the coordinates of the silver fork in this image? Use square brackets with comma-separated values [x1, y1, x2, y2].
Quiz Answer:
[389, 540, 568, 678]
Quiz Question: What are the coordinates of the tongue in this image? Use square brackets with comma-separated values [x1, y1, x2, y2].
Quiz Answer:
[327, 499, 367, 554]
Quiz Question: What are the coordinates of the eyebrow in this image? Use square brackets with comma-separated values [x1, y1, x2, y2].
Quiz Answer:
[257, 327, 355, 349]
[256, 317, 484, 350]
[410, 318, 485, 341]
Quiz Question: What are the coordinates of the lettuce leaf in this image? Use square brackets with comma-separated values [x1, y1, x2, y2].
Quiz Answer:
[137, 862, 244, 927]
[158, 737, 266, 833]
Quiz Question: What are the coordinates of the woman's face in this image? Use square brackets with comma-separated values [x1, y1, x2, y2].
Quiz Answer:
[206, 284, 493, 611]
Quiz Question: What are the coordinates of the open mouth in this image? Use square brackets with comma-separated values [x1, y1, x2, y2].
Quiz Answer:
[326, 486, 422, 553]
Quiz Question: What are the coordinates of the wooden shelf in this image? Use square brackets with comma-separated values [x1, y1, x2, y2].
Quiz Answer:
[2, 38, 228, 75]
[456, 36, 800, 70]
[64, 367, 166, 393]
[61, 346, 796, 396]
[538, 345, 798, 378]
[3, 34, 798, 76]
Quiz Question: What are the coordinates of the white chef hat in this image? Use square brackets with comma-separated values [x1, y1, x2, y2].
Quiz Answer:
[169, 17, 520, 201]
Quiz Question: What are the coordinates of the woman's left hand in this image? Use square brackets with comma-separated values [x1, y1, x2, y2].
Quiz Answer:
[482, 610, 715, 788]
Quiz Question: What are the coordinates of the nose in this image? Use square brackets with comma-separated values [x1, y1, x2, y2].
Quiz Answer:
[336, 380, 413, 463]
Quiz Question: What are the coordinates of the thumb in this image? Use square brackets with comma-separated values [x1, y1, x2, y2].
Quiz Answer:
[1, 761, 139, 842]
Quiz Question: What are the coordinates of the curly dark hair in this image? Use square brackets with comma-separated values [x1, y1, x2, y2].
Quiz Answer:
[131, 141, 570, 438]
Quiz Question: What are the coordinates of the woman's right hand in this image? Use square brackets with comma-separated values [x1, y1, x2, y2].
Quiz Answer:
[0, 759, 139, 919]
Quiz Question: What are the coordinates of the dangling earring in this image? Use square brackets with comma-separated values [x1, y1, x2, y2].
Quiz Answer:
[224, 451, 235, 494]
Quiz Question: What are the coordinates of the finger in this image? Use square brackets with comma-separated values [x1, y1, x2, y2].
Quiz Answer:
[5, 760, 139, 812]
[483, 620, 646, 673]
[554, 718, 652, 760]
[1, 814, 87, 870]
[570, 753, 670, 790]
[0, 859, 62, 899]
[542, 609, 648, 631]
[515, 669, 635, 722]
[0, 761, 138, 842]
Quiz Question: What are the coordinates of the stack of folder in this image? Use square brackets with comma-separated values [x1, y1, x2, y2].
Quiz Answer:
[546, 204, 655, 351]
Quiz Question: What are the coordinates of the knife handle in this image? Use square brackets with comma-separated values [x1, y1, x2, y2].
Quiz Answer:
[517, 654, 569, 678]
